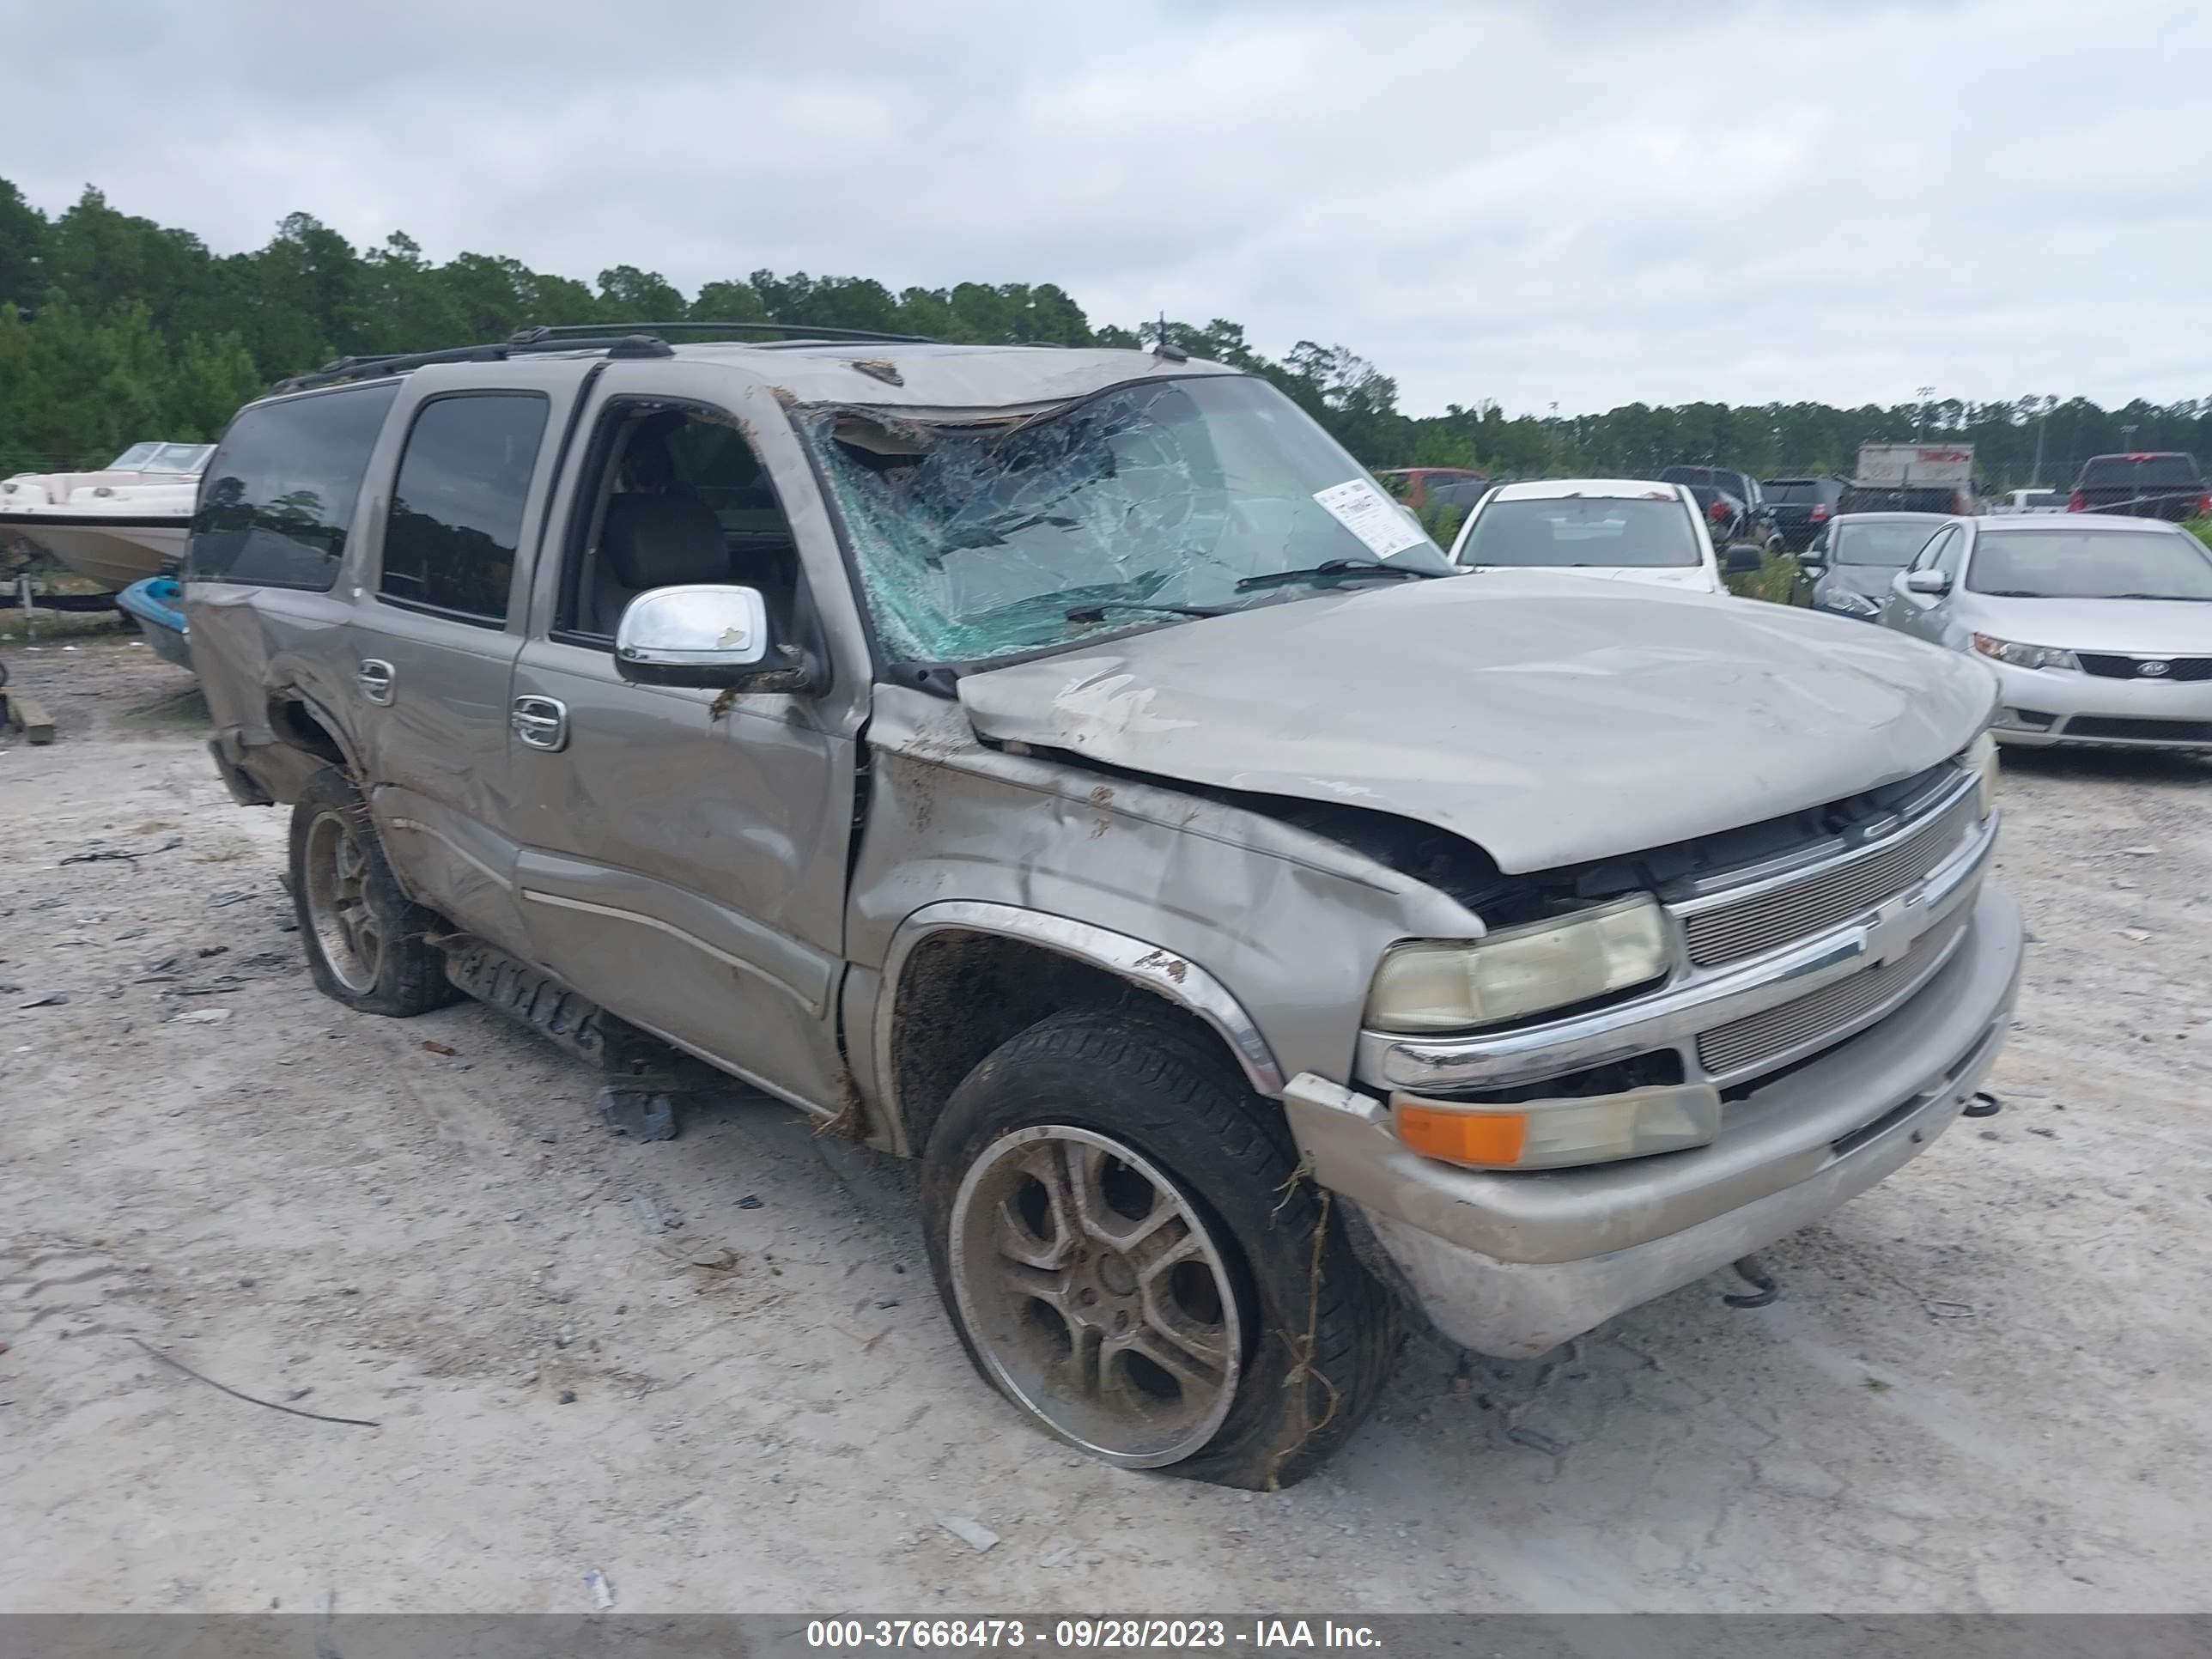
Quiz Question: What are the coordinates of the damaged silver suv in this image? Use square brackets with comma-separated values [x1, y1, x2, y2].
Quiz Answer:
[186, 324, 2022, 1487]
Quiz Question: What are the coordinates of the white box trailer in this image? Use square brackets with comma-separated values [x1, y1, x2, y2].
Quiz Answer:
[1854, 444, 1977, 488]
[1843, 444, 1979, 514]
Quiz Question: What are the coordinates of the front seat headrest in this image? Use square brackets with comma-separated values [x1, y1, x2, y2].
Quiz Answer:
[600, 494, 728, 592]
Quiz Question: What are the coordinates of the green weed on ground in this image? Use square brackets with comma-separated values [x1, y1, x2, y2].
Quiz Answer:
[1725, 550, 1802, 605]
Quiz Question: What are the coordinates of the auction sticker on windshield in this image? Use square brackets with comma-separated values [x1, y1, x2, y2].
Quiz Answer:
[1313, 478, 1430, 559]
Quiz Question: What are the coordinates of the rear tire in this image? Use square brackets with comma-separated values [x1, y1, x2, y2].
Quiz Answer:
[921, 1005, 1401, 1489]
[289, 767, 459, 1017]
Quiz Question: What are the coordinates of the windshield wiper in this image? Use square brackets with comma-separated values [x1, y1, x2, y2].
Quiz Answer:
[1233, 556, 1448, 593]
[2110, 592, 2209, 601]
[1063, 599, 1228, 623]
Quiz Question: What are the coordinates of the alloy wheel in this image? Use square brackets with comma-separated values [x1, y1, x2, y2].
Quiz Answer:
[948, 1123, 1243, 1467]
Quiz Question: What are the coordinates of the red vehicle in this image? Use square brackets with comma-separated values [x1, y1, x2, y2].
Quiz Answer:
[1377, 467, 1493, 513]
[2068, 453, 2211, 521]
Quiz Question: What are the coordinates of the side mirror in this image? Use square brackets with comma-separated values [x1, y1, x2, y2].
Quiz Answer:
[614, 584, 821, 692]
[1901, 568, 1952, 598]
[1723, 546, 1763, 574]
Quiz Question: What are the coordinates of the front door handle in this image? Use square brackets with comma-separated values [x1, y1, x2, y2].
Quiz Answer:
[357, 659, 395, 705]
[511, 695, 569, 752]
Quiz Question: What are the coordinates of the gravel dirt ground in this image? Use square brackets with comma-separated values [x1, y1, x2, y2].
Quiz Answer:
[3, 632, 2209, 1614]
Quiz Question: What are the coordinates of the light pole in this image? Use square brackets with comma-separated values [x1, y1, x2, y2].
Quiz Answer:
[1916, 386, 1936, 441]
[2029, 394, 2054, 486]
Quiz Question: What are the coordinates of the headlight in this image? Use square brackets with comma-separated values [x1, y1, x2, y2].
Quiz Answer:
[1964, 730, 1998, 817]
[1819, 591, 1880, 618]
[1365, 896, 1672, 1033]
[1972, 634, 2079, 672]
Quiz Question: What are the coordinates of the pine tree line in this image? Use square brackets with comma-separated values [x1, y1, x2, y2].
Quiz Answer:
[2, 178, 2205, 488]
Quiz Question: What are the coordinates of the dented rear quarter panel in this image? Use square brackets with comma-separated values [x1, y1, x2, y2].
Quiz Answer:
[191, 580, 371, 795]
[848, 684, 1487, 1105]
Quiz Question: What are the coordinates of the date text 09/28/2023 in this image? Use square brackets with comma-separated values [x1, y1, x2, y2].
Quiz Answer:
[804, 1620, 1385, 1650]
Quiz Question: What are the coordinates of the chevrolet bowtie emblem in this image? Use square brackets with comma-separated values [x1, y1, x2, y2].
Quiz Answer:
[1863, 896, 1918, 968]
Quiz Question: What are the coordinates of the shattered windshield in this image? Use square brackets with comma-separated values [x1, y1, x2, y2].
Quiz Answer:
[801, 374, 1452, 663]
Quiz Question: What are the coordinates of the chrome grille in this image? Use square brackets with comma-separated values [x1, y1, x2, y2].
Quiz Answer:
[1681, 790, 1978, 968]
[1696, 902, 1972, 1079]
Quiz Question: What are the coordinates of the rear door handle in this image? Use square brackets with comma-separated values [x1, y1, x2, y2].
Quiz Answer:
[357, 659, 395, 705]
[510, 696, 568, 752]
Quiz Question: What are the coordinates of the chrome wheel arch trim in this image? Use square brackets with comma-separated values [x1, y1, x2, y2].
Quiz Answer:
[873, 901, 1287, 1157]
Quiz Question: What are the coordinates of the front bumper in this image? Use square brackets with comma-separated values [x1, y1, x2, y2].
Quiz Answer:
[1284, 884, 2024, 1358]
[1984, 659, 2212, 750]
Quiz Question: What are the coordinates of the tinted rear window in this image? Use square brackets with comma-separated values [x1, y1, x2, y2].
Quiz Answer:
[185, 384, 399, 590]
[1832, 521, 1942, 566]
[2079, 454, 2203, 488]
[377, 392, 549, 623]
[1463, 495, 1700, 568]
[1765, 481, 1820, 503]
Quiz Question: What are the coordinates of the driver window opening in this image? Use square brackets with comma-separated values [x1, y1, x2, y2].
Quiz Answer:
[559, 404, 801, 644]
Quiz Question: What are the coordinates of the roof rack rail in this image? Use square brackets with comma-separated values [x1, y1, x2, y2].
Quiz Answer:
[510, 320, 943, 346]
[268, 331, 678, 395]
[264, 318, 963, 395]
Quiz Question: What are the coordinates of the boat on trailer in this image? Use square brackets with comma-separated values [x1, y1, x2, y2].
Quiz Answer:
[0, 441, 213, 589]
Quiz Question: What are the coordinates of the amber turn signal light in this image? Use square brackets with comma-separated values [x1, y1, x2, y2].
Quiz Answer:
[1393, 1103, 1528, 1169]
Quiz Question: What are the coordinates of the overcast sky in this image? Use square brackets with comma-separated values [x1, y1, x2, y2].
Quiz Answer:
[10, 0, 2209, 416]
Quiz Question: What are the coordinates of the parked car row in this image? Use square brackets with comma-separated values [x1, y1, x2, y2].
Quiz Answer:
[1802, 509, 2212, 752]
[1388, 451, 2207, 537]
[1422, 466, 2212, 759]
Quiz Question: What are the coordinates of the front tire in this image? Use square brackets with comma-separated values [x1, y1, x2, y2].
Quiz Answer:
[921, 1006, 1401, 1488]
[289, 768, 458, 1017]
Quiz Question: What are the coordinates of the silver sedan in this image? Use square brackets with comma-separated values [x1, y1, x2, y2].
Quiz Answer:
[1878, 514, 2212, 750]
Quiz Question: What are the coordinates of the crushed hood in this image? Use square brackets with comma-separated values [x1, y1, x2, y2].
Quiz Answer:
[956, 574, 1996, 873]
